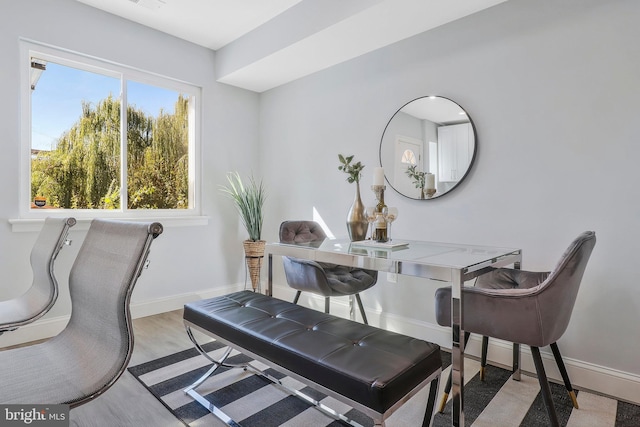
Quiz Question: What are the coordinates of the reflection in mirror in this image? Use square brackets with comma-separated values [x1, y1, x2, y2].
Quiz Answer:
[379, 96, 476, 200]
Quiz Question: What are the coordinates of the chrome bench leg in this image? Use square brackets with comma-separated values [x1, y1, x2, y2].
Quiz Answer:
[183, 325, 245, 426]
[185, 325, 247, 370]
[184, 388, 242, 427]
[244, 363, 368, 427]
[183, 325, 249, 392]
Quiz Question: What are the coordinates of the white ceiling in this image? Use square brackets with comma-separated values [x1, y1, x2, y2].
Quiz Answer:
[401, 96, 470, 125]
[76, 0, 508, 92]
[76, 0, 304, 51]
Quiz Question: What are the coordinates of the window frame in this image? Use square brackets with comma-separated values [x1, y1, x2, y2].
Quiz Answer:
[19, 39, 202, 220]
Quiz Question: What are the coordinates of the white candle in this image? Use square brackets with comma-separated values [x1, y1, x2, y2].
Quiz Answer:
[426, 173, 435, 190]
[373, 167, 385, 186]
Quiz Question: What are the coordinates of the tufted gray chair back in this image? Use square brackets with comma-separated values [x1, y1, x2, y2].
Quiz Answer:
[279, 220, 327, 244]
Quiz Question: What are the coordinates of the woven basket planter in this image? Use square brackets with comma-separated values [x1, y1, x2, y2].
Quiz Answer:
[243, 240, 266, 291]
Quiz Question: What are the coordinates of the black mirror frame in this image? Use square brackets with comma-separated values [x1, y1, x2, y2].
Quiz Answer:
[378, 95, 478, 200]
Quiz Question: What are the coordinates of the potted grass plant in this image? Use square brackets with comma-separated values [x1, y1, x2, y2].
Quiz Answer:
[220, 172, 266, 291]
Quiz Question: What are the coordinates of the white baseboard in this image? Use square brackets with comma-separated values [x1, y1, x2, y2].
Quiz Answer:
[3, 283, 639, 406]
[129, 283, 244, 318]
[0, 283, 245, 349]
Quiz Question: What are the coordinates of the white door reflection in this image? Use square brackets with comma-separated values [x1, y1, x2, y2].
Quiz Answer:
[393, 135, 422, 198]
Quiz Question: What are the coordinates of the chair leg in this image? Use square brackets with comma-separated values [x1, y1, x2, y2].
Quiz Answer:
[438, 368, 452, 414]
[512, 342, 521, 381]
[550, 342, 579, 409]
[293, 291, 301, 305]
[422, 376, 440, 427]
[324, 297, 330, 314]
[531, 346, 560, 427]
[355, 294, 368, 324]
[438, 331, 471, 413]
[480, 336, 489, 381]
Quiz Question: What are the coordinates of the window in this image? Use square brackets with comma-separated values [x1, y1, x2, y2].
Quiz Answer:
[400, 148, 417, 165]
[21, 41, 200, 218]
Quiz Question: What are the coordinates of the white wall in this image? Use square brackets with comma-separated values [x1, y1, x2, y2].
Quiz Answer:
[0, 0, 259, 344]
[259, 0, 640, 403]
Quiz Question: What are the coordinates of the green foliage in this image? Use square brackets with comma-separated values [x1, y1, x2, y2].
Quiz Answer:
[31, 94, 189, 209]
[338, 154, 365, 184]
[405, 164, 426, 189]
[220, 172, 266, 242]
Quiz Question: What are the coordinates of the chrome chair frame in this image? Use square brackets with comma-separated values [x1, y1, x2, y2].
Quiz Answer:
[0, 220, 163, 408]
[0, 217, 76, 335]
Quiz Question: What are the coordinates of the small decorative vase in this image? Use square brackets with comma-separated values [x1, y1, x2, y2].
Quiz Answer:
[420, 188, 426, 200]
[243, 240, 266, 292]
[346, 182, 368, 241]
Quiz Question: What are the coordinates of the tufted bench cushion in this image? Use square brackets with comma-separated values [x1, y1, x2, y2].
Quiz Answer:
[184, 290, 441, 418]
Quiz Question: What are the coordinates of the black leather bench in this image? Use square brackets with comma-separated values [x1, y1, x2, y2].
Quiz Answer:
[183, 291, 442, 426]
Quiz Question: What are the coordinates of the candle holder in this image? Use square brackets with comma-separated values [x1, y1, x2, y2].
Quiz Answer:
[426, 188, 437, 198]
[371, 185, 388, 242]
[371, 184, 385, 204]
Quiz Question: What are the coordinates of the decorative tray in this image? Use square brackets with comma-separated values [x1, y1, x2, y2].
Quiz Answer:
[350, 240, 409, 249]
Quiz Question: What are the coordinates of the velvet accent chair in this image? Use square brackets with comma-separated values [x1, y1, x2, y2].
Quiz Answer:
[437, 268, 551, 412]
[0, 217, 76, 335]
[0, 219, 163, 407]
[434, 231, 596, 427]
[279, 220, 377, 324]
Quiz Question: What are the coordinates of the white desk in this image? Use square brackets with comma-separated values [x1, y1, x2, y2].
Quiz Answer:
[267, 238, 522, 427]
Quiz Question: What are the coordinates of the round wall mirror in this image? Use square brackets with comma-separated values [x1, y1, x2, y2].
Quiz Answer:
[379, 96, 477, 200]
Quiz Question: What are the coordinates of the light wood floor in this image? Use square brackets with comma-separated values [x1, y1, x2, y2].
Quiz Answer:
[68, 309, 209, 427]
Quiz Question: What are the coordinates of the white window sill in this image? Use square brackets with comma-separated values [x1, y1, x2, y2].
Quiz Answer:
[8, 216, 209, 232]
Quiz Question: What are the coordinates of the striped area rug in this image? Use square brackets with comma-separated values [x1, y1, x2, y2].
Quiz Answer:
[128, 341, 640, 426]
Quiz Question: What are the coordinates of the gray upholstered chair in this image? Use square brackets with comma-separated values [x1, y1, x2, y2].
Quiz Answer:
[0, 217, 76, 335]
[279, 220, 377, 324]
[434, 231, 596, 427]
[0, 219, 163, 407]
[438, 268, 551, 412]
